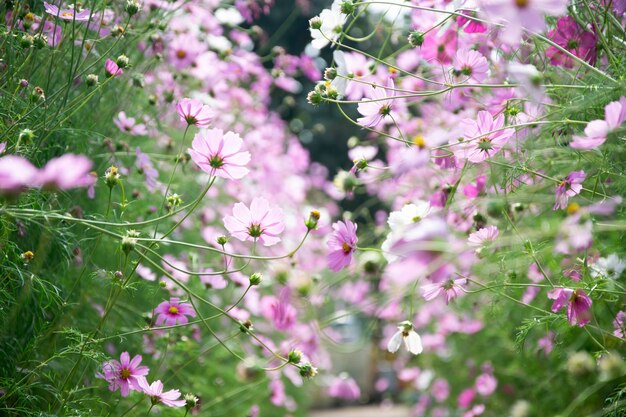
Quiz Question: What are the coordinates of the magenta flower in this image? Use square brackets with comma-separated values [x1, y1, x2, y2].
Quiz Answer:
[188, 129, 251, 180]
[453, 49, 489, 83]
[613, 311, 626, 339]
[457, 111, 514, 163]
[98, 352, 149, 397]
[468, 226, 499, 247]
[105, 58, 123, 77]
[223, 197, 284, 246]
[327, 220, 358, 272]
[553, 171, 585, 210]
[356, 78, 398, 128]
[457, 10, 487, 33]
[263, 287, 297, 331]
[38, 154, 96, 191]
[44, 2, 91, 21]
[138, 379, 186, 407]
[0, 155, 38, 196]
[421, 278, 466, 304]
[176, 98, 214, 128]
[546, 16, 597, 68]
[420, 29, 457, 64]
[114, 111, 148, 136]
[548, 288, 593, 327]
[154, 298, 196, 326]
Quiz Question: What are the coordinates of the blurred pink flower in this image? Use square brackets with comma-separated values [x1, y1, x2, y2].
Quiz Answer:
[0, 155, 38, 196]
[548, 288, 592, 326]
[468, 225, 499, 247]
[105, 58, 123, 77]
[453, 49, 489, 83]
[328, 375, 361, 400]
[176, 98, 214, 127]
[475, 372, 497, 396]
[188, 129, 251, 180]
[420, 29, 457, 63]
[223, 197, 284, 246]
[571, 97, 626, 149]
[44, 2, 91, 21]
[357, 78, 398, 128]
[457, 111, 514, 163]
[613, 311, 626, 339]
[553, 171, 585, 210]
[114, 111, 148, 136]
[327, 220, 357, 272]
[138, 379, 186, 407]
[154, 298, 196, 326]
[38, 154, 96, 191]
[421, 278, 466, 304]
[98, 352, 149, 397]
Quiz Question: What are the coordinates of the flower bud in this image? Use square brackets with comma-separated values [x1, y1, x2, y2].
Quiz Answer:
[125, 0, 141, 16]
[309, 16, 322, 30]
[105, 166, 121, 188]
[121, 230, 140, 255]
[20, 34, 34, 49]
[239, 319, 253, 333]
[19, 79, 29, 88]
[340, 0, 355, 14]
[184, 393, 199, 411]
[249, 273, 263, 286]
[30, 86, 45, 103]
[21, 251, 35, 262]
[287, 350, 303, 364]
[85, 74, 99, 87]
[408, 31, 425, 47]
[217, 236, 228, 246]
[305, 210, 321, 230]
[324, 67, 337, 81]
[299, 363, 318, 379]
[18, 129, 35, 143]
[166, 193, 183, 213]
[33, 34, 48, 49]
[132, 73, 144, 88]
[307, 90, 323, 106]
[114, 270, 124, 280]
[116, 54, 130, 69]
[23, 12, 35, 30]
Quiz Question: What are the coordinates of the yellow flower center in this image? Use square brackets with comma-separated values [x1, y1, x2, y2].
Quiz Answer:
[120, 368, 131, 379]
[342, 242, 352, 253]
[168, 306, 179, 314]
[413, 134, 426, 149]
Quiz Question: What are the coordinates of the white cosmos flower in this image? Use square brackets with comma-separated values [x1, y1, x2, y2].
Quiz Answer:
[310, 0, 347, 50]
[591, 254, 626, 280]
[387, 320, 423, 355]
[381, 201, 432, 262]
[331, 50, 348, 97]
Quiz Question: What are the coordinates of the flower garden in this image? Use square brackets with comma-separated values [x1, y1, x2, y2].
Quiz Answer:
[1, 0, 625, 416]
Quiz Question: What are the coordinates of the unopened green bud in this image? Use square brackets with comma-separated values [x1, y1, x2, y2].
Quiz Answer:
[121, 230, 140, 254]
[324, 67, 337, 81]
[307, 90, 323, 106]
[249, 273, 263, 286]
[305, 210, 321, 230]
[309, 16, 322, 30]
[408, 31, 425, 47]
[125, 0, 141, 16]
[299, 363, 318, 379]
[116, 54, 130, 69]
[340, 0, 355, 14]
[217, 236, 228, 246]
[288, 350, 303, 364]
[85, 74, 99, 87]
[20, 34, 34, 49]
[105, 166, 121, 188]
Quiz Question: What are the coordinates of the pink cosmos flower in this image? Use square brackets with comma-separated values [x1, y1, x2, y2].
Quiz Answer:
[327, 220, 358, 272]
[38, 154, 96, 191]
[262, 287, 297, 330]
[553, 171, 585, 210]
[138, 379, 186, 407]
[0, 143, 6, 154]
[114, 111, 148, 136]
[546, 16, 597, 68]
[420, 29, 457, 64]
[457, 10, 487, 33]
[468, 226, 499, 247]
[0, 155, 38, 196]
[189, 129, 251, 180]
[571, 97, 626, 149]
[223, 197, 284, 246]
[105, 58, 123, 77]
[98, 352, 149, 397]
[154, 298, 196, 326]
[44, 2, 91, 21]
[356, 78, 398, 128]
[453, 49, 489, 83]
[548, 288, 592, 327]
[328, 375, 361, 400]
[479, 0, 567, 44]
[176, 98, 214, 128]
[421, 278, 467, 304]
[613, 311, 626, 339]
[457, 111, 514, 163]
[475, 372, 497, 396]
[538, 331, 555, 354]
